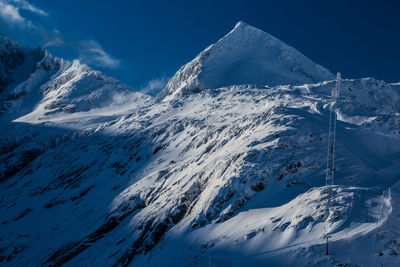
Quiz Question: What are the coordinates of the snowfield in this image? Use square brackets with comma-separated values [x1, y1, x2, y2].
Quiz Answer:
[1, 23, 400, 267]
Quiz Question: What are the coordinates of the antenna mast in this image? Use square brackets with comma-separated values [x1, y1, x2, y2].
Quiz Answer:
[326, 72, 340, 187]
[324, 72, 341, 255]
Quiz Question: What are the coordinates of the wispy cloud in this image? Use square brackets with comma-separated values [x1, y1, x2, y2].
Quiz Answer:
[0, 1, 26, 26]
[0, 0, 47, 28]
[77, 40, 121, 69]
[38, 30, 121, 70]
[40, 28, 65, 48]
[42, 36, 64, 48]
[0, 0, 121, 69]
[11, 0, 48, 17]
[140, 76, 169, 95]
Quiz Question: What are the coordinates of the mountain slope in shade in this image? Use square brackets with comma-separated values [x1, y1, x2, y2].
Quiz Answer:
[157, 21, 334, 101]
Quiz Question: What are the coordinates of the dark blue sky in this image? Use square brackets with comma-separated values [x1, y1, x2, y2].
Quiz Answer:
[1, 0, 399, 91]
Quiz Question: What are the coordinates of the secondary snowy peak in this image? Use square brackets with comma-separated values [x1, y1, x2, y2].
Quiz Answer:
[0, 35, 150, 124]
[157, 21, 334, 101]
[14, 58, 151, 124]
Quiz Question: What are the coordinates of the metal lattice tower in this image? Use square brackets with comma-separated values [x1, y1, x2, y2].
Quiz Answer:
[324, 72, 341, 255]
[326, 72, 341, 187]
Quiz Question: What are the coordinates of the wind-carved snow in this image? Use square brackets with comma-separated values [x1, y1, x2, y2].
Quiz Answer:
[157, 21, 334, 101]
[1, 24, 400, 267]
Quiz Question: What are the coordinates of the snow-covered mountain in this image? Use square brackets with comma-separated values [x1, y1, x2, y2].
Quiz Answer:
[156, 21, 334, 101]
[0, 33, 150, 124]
[1, 23, 400, 267]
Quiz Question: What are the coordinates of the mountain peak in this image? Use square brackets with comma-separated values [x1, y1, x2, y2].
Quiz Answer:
[233, 20, 248, 29]
[228, 21, 265, 37]
[157, 22, 334, 101]
[231, 20, 262, 33]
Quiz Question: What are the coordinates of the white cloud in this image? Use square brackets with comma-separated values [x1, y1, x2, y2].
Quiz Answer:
[0, 0, 120, 70]
[140, 76, 169, 95]
[78, 40, 121, 69]
[11, 0, 48, 17]
[0, 1, 25, 25]
[0, 0, 47, 28]
[39, 28, 65, 48]
[42, 36, 64, 48]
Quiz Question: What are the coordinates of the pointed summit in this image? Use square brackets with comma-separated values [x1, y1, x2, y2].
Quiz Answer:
[157, 21, 334, 101]
[233, 20, 247, 29]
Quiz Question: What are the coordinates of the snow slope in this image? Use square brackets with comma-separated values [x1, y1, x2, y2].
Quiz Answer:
[156, 21, 334, 101]
[152, 186, 392, 266]
[1, 24, 400, 267]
